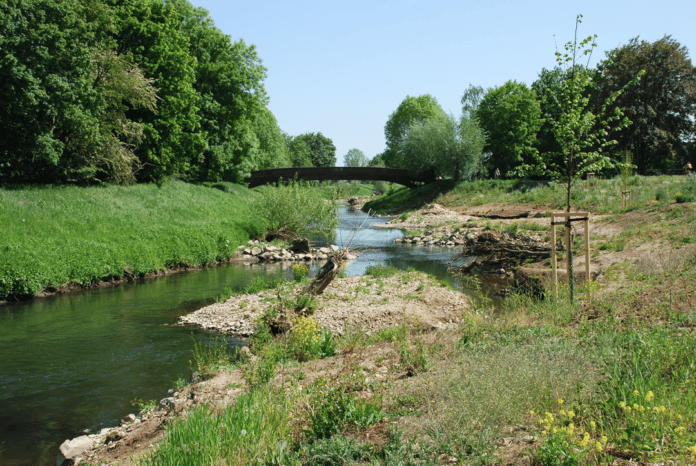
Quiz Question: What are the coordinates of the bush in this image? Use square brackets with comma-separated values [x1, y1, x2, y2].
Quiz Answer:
[252, 180, 338, 239]
[655, 186, 669, 201]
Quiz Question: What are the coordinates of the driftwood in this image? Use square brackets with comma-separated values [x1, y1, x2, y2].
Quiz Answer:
[452, 230, 556, 272]
[304, 250, 348, 296]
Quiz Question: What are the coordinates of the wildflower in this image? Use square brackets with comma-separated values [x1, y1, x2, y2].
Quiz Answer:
[558, 399, 564, 406]
[590, 421, 596, 431]
[567, 410, 575, 419]
[633, 403, 640, 411]
[619, 401, 627, 409]
[634, 390, 640, 397]
[580, 432, 590, 448]
[595, 440, 603, 452]
[675, 426, 686, 436]
[689, 446, 696, 456]
[560, 409, 566, 417]
[241, 429, 247, 435]
[645, 391, 654, 403]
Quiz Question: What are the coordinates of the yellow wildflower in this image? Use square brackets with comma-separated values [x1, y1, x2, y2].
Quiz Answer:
[645, 391, 654, 403]
[558, 399, 564, 406]
[567, 410, 575, 419]
[634, 390, 640, 397]
[675, 426, 686, 436]
[590, 421, 596, 431]
[580, 432, 590, 448]
[619, 401, 627, 409]
[688, 446, 696, 456]
[595, 440, 603, 452]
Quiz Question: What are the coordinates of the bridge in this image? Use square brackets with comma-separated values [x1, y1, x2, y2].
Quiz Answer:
[245, 167, 435, 188]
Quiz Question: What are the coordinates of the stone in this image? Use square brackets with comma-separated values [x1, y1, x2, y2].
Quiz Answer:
[56, 435, 93, 466]
[265, 245, 278, 252]
[120, 413, 136, 426]
[243, 248, 251, 255]
[319, 247, 330, 254]
[251, 247, 261, 256]
[158, 397, 176, 412]
[259, 252, 273, 261]
[330, 245, 340, 252]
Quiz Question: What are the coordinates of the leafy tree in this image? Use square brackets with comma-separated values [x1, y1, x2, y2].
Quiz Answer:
[597, 36, 696, 173]
[461, 84, 485, 116]
[0, 0, 157, 184]
[343, 149, 369, 167]
[399, 114, 486, 180]
[368, 153, 386, 168]
[286, 137, 313, 167]
[383, 95, 447, 168]
[173, 0, 274, 182]
[293, 133, 336, 167]
[520, 15, 642, 303]
[475, 80, 543, 177]
[111, 0, 205, 183]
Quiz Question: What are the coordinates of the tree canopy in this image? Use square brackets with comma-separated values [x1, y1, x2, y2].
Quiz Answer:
[293, 133, 336, 168]
[0, 0, 289, 185]
[343, 149, 369, 167]
[383, 95, 447, 168]
[475, 80, 543, 177]
[597, 36, 696, 173]
[399, 114, 485, 180]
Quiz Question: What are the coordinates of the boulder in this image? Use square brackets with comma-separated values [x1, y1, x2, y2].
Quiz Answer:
[56, 436, 93, 466]
[251, 247, 262, 256]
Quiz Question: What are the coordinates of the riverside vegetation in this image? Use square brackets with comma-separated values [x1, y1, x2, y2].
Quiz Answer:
[74, 175, 695, 465]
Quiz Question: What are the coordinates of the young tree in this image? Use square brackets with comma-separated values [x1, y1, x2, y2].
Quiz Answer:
[343, 149, 369, 167]
[475, 81, 543, 177]
[520, 15, 643, 303]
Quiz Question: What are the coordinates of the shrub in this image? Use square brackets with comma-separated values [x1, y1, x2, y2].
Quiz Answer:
[655, 186, 669, 202]
[252, 180, 338, 239]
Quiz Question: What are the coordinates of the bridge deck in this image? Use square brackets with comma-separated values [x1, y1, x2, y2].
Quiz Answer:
[245, 167, 433, 188]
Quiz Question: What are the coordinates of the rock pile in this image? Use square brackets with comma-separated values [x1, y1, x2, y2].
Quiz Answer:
[394, 230, 473, 247]
[238, 241, 357, 263]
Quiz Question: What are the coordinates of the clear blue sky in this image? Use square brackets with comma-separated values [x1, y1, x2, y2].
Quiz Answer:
[193, 0, 696, 165]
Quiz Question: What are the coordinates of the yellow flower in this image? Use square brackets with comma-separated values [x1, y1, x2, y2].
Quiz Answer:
[590, 421, 596, 431]
[560, 410, 566, 417]
[619, 401, 627, 409]
[675, 426, 686, 436]
[633, 403, 640, 411]
[626, 406, 632, 413]
[558, 399, 564, 406]
[580, 432, 590, 448]
[567, 410, 575, 419]
[634, 390, 640, 397]
[689, 446, 696, 456]
[645, 391, 654, 403]
[595, 441, 603, 452]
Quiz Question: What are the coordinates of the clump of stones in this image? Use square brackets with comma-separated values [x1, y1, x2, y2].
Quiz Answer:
[238, 241, 355, 263]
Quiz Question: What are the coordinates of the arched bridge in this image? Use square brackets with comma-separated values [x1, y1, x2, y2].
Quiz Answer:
[245, 167, 435, 188]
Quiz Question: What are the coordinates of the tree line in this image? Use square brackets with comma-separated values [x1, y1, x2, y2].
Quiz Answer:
[0, 0, 338, 185]
[379, 34, 696, 178]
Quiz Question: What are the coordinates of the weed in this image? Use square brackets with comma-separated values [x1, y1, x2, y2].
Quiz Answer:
[131, 398, 157, 415]
[292, 264, 310, 282]
[191, 336, 237, 374]
[399, 339, 429, 376]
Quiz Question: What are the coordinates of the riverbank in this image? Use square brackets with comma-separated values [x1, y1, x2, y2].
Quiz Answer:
[0, 181, 264, 301]
[17, 176, 695, 465]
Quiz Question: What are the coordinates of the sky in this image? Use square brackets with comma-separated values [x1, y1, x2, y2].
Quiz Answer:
[193, 0, 696, 166]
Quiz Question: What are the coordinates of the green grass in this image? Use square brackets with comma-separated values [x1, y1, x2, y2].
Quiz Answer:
[0, 181, 264, 299]
[365, 175, 696, 217]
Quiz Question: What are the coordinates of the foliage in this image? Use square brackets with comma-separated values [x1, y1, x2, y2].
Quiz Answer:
[343, 148, 369, 167]
[293, 132, 337, 168]
[191, 336, 237, 374]
[0, 0, 158, 184]
[177, 1, 280, 182]
[286, 135, 314, 167]
[0, 182, 263, 299]
[251, 180, 338, 239]
[305, 377, 383, 440]
[597, 35, 696, 173]
[383, 94, 447, 168]
[475, 80, 543, 176]
[112, 0, 206, 183]
[398, 113, 486, 180]
[136, 387, 293, 466]
[292, 264, 310, 282]
[288, 316, 336, 362]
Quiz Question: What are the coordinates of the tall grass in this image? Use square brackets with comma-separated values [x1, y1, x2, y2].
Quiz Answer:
[0, 181, 263, 298]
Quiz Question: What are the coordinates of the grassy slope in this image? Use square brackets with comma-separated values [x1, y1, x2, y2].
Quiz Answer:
[0, 181, 264, 299]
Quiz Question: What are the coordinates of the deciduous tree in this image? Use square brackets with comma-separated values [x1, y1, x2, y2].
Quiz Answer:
[383, 95, 447, 168]
[475, 80, 542, 177]
[293, 133, 336, 168]
[343, 149, 369, 167]
[597, 36, 696, 173]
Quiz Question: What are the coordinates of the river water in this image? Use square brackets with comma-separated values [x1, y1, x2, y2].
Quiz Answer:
[0, 206, 489, 465]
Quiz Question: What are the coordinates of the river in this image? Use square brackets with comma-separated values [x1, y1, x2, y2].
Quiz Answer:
[0, 206, 494, 465]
